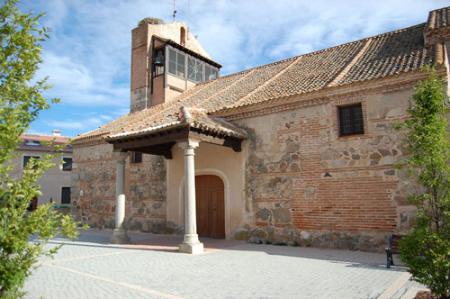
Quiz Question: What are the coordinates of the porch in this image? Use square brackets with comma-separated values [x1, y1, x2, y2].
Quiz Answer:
[106, 106, 247, 254]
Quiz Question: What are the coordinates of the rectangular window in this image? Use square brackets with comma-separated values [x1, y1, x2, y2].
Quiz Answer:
[338, 103, 364, 136]
[131, 152, 143, 164]
[61, 187, 71, 204]
[187, 57, 205, 82]
[176, 52, 185, 77]
[168, 48, 177, 75]
[205, 65, 218, 81]
[196, 61, 204, 82]
[168, 48, 186, 78]
[23, 155, 39, 168]
[188, 56, 196, 81]
[62, 157, 72, 171]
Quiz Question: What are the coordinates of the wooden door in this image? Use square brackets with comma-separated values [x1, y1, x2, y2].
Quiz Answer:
[195, 175, 225, 238]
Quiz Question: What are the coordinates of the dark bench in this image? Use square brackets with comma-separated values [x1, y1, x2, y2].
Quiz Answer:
[385, 234, 404, 268]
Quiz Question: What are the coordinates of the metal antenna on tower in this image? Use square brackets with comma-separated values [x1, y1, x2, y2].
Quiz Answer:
[187, 0, 190, 23]
[172, 0, 177, 22]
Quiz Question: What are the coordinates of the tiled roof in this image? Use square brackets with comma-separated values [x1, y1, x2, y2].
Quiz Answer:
[21, 134, 70, 144]
[19, 134, 72, 152]
[107, 106, 247, 140]
[74, 22, 436, 143]
[427, 6, 450, 31]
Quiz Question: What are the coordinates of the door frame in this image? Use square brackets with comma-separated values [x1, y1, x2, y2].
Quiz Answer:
[178, 168, 231, 239]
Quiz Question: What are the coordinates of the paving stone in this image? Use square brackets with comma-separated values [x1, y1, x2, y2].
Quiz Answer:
[24, 230, 423, 299]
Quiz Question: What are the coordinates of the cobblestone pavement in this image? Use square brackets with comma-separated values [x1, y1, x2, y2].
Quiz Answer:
[24, 229, 424, 299]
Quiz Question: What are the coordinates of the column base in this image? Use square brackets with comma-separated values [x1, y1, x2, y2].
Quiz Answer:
[111, 228, 130, 244]
[179, 234, 204, 254]
[179, 242, 204, 254]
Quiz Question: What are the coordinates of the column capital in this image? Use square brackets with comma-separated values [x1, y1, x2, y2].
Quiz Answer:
[113, 150, 128, 162]
[178, 139, 200, 150]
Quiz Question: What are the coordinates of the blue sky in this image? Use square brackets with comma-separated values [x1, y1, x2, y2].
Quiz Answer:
[22, 0, 449, 138]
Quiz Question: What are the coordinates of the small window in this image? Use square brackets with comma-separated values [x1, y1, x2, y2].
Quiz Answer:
[180, 27, 186, 46]
[62, 157, 72, 171]
[27, 197, 38, 211]
[338, 103, 364, 136]
[131, 152, 143, 164]
[23, 155, 40, 168]
[168, 48, 177, 75]
[61, 187, 71, 204]
[24, 140, 41, 146]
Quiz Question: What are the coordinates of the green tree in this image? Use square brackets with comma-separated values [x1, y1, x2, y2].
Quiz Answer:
[0, 1, 80, 297]
[399, 68, 450, 299]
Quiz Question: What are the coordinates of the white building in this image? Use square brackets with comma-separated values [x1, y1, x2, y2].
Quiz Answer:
[11, 130, 73, 209]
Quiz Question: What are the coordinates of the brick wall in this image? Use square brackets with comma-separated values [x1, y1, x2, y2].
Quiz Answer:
[236, 87, 418, 251]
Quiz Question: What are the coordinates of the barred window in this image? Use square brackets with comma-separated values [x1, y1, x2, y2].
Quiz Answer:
[338, 103, 364, 136]
[131, 152, 143, 164]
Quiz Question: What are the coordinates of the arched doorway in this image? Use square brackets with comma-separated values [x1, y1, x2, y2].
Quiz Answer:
[195, 175, 225, 238]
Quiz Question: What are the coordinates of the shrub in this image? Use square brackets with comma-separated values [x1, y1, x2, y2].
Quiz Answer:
[398, 68, 450, 298]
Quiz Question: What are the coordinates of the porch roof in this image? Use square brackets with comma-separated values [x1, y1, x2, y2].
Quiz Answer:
[107, 106, 247, 141]
[104, 107, 246, 158]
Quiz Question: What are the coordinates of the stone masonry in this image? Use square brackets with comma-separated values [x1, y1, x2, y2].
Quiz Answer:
[235, 86, 423, 251]
[71, 143, 180, 234]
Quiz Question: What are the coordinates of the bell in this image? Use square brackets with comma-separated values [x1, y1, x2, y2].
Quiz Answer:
[153, 52, 164, 66]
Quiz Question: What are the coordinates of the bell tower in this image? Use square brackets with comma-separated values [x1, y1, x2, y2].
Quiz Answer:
[130, 18, 221, 112]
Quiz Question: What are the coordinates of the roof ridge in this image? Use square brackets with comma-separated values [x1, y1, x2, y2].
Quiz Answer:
[193, 23, 427, 88]
[328, 38, 373, 87]
[202, 68, 258, 103]
[23, 133, 68, 138]
[226, 56, 303, 110]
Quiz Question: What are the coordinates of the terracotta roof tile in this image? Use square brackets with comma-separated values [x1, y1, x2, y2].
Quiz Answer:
[338, 24, 433, 84]
[107, 106, 247, 140]
[427, 6, 450, 30]
[21, 134, 70, 144]
[74, 22, 435, 143]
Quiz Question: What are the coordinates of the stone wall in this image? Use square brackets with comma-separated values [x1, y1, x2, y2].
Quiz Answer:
[234, 87, 419, 252]
[71, 142, 173, 233]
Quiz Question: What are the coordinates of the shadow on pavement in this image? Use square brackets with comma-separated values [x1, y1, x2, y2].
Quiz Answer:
[47, 229, 407, 272]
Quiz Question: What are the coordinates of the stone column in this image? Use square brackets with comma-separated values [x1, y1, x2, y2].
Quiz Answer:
[178, 139, 204, 254]
[111, 154, 130, 244]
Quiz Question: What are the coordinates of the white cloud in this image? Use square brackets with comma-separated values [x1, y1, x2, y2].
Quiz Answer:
[25, 0, 450, 136]
[34, 0, 450, 104]
[45, 114, 114, 130]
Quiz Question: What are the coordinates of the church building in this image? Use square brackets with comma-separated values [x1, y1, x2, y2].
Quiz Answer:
[72, 7, 450, 253]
